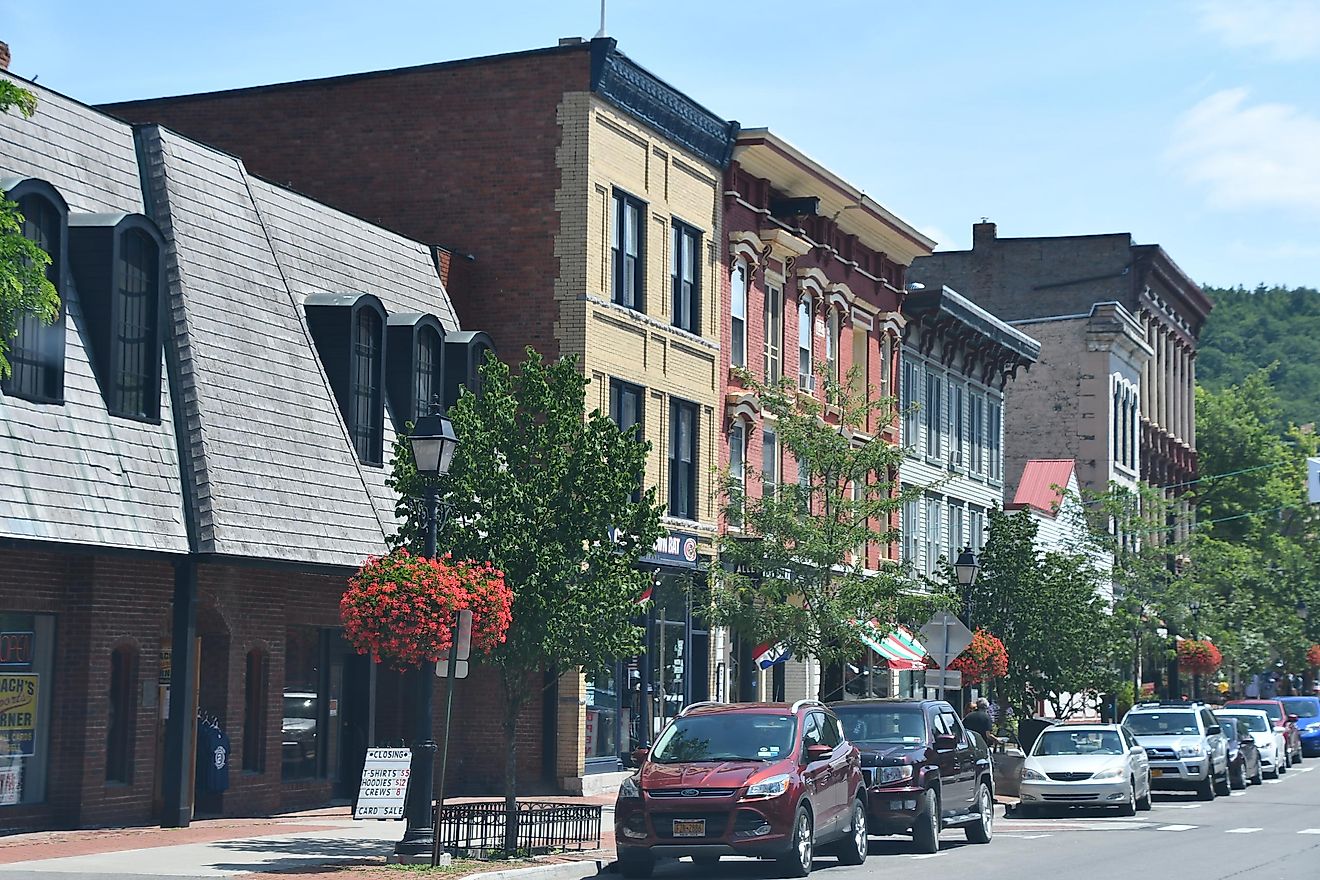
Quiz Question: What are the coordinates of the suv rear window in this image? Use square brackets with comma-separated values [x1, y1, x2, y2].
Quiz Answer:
[651, 713, 797, 763]
[1124, 711, 1199, 735]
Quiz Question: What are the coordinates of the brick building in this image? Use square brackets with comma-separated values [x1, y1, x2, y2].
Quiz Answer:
[911, 222, 1211, 542]
[719, 129, 935, 703]
[0, 63, 503, 831]
[105, 37, 739, 794]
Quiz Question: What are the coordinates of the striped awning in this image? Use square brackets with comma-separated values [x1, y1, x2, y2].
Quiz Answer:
[857, 621, 928, 671]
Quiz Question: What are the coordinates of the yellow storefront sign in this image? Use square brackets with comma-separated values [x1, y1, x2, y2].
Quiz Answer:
[0, 674, 38, 757]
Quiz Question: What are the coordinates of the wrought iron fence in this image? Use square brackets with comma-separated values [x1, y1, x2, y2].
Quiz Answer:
[433, 800, 603, 858]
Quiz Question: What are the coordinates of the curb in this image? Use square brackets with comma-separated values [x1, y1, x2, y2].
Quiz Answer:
[467, 859, 608, 880]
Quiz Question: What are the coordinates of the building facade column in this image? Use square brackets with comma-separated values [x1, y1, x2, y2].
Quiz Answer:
[1188, 351, 1197, 449]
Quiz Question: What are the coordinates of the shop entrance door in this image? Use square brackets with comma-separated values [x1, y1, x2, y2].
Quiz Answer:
[336, 652, 372, 800]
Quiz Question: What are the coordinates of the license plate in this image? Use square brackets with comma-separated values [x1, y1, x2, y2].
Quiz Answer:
[672, 819, 706, 838]
[1150, 769, 1163, 777]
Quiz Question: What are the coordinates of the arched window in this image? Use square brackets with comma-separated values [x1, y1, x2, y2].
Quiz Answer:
[243, 648, 269, 772]
[106, 644, 139, 783]
[2, 184, 67, 403]
[729, 259, 747, 368]
[414, 324, 443, 419]
[350, 305, 384, 464]
[797, 296, 813, 389]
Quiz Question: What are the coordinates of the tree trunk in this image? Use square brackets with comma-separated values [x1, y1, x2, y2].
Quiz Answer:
[502, 671, 525, 855]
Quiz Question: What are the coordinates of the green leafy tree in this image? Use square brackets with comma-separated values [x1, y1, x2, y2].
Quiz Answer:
[971, 508, 1115, 719]
[387, 349, 663, 851]
[711, 367, 911, 702]
[1, 81, 60, 378]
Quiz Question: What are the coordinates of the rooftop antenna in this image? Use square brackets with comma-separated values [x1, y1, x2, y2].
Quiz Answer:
[594, 0, 608, 38]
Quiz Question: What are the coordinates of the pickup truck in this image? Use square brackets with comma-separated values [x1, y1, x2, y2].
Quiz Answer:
[831, 698, 994, 854]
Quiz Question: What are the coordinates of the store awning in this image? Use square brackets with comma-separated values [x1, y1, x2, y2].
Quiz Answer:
[858, 622, 929, 671]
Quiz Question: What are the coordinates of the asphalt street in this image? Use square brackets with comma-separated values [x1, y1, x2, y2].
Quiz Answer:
[648, 763, 1320, 880]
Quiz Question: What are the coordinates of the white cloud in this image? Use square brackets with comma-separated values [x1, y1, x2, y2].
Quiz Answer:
[1168, 87, 1320, 214]
[1196, 0, 1320, 60]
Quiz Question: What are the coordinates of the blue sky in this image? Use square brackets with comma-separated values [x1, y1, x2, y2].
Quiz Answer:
[5, 0, 1318, 290]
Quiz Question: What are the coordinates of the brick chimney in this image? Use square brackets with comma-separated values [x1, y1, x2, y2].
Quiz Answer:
[972, 219, 997, 249]
[0, 42, 10, 71]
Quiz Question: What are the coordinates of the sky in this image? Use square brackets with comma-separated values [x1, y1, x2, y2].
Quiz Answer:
[3, 0, 1318, 290]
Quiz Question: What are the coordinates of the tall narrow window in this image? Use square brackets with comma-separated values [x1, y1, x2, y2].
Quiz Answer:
[970, 392, 986, 476]
[764, 285, 783, 382]
[924, 496, 942, 575]
[283, 626, 323, 780]
[762, 426, 779, 498]
[826, 309, 840, 382]
[797, 297, 813, 390]
[671, 221, 701, 333]
[730, 260, 747, 368]
[902, 496, 921, 565]
[901, 360, 919, 447]
[3, 192, 64, 402]
[113, 230, 159, 419]
[243, 648, 269, 773]
[969, 507, 985, 552]
[796, 455, 811, 514]
[351, 306, 384, 464]
[851, 325, 868, 400]
[106, 645, 138, 783]
[851, 478, 867, 566]
[988, 398, 1003, 482]
[950, 382, 965, 468]
[948, 504, 964, 563]
[728, 421, 746, 527]
[611, 190, 645, 311]
[924, 370, 943, 458]
[413, 325, 442, 420]
[610, 379, 645, 503]
[669, 399, 698, 520]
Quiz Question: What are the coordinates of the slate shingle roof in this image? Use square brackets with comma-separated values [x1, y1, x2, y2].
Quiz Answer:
[1, 74, 463, 568]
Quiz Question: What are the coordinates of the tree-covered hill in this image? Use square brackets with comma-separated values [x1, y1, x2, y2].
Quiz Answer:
[1197, 286, 1320, 431]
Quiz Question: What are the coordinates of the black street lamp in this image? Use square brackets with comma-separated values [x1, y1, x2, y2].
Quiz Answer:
[1189, 599, 1203, 701]
[395, 403, 459, 860]
[954, 546, 980, 629]
[1297, 599, 1310, 622]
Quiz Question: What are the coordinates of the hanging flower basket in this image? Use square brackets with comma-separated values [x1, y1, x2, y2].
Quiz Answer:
[949, 629, 1009, 684]
[1306, 644, 1320, 668]
[1177, 639, 1222, 675]
[340, 549, 513, 670]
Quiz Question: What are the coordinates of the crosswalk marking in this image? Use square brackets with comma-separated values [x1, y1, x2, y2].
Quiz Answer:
[1226, 827, 1263, 833]
[1298, 829, 1320, 834]
[1298, 766, 1315, 773]
[1155, 824, 1197, 832]
[910, 852, 943, 859]
[1265, 779, 1282, 784]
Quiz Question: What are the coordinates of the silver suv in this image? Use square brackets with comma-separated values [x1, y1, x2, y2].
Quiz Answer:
[1121, 702, 1229, 800]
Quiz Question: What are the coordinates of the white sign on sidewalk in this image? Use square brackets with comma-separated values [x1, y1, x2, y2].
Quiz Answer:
[353, 748, 412, 819]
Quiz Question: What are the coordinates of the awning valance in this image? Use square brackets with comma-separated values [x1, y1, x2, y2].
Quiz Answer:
[858, 621, 928, 671]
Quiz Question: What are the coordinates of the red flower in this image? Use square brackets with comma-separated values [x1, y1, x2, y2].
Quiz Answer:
[1306, 644, 1320, 668]
[948, 629, 1009, 684]
[1176, 639, 1222, 674]
[340, 549, 513, 670]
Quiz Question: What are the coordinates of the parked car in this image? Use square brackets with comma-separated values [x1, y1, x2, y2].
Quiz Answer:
[1121, 702, 1229, 800]
[1225, 698, 1303, 765]
[830, 698, 994, 854]
[1017, 724, 1150, 816]
[1278, 696, 1320, 757]
[614, 700, 866, 878]
[1215, 707, 1287, 779]
[1218, 715, 1264, 788]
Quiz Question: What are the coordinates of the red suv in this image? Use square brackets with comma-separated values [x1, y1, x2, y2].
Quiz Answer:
[1225, 699, 1304, 766]
[614, 700, 867, 878]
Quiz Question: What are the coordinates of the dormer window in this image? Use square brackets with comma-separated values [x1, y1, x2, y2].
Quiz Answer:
[1, 178, 68, 404]
[443, 331, 495, 409]
[385, 312, 446, 428]
[68, 213, 166, 422]
[305, 293, 388, 465]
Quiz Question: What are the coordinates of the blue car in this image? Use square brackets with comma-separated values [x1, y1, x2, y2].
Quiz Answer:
[1279, 697, 1320, 757]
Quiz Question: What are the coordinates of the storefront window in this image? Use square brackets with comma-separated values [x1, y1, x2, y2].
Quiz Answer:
[106, 644, 139, 783]
[282, 626, 322, 780]
[585, 668, 622, 767]
[0, 614, 55, 806]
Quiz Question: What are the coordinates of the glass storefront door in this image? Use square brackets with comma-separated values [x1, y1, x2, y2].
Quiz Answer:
[0, 614, 55, 806]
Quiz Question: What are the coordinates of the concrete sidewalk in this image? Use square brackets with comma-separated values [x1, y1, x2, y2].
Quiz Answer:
[0, 800, 615, 880]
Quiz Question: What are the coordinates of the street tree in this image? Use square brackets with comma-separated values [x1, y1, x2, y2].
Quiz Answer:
[711, 367, 911, 702]
[1, 81, 60, 379]
[387, 349, 664, 852]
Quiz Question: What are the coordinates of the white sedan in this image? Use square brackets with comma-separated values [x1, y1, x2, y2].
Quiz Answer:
[1019, 724, 1152, 817]
[1216, 708, 1287, 779]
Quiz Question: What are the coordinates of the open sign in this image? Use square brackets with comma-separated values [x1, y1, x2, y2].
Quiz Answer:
[0, 633, 33, 667]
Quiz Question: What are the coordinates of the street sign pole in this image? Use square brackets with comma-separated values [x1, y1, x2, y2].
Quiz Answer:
[430, 609, 472, 867]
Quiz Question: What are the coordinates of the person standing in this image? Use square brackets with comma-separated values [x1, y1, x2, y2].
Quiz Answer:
[963, 698, 1001, 746]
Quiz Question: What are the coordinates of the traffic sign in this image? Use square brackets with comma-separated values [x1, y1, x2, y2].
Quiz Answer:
[924, 669, 962, 691]
[918, 611, 974, 668]
[438, 609, 473, 662]
[436, 659, 469, 679]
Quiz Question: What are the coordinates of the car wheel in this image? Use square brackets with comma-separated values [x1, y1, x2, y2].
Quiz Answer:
[911, 789, 940, 854]
[618, 851, 655, 879]
[1136, 777, 1153, 812]
[1251, 758, 1264, 786]
[1268, 761, 1281, 779]
[1215, 766, 1233, 796]
[965, 781, 994, 843]
[1230, 761, 1248, 791]
[1197, 773, 1216, 801]
[777, 806, 814, 878]
[833, 798, 868, 866]
[1118, 779, 1137, 817]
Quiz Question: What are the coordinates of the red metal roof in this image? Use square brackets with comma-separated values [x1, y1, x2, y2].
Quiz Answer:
[1007, 459, 1075, 517]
